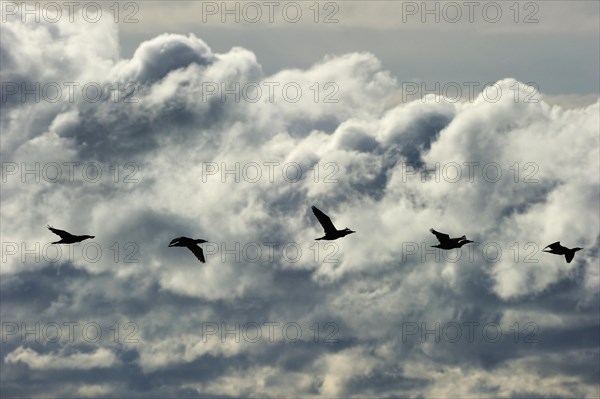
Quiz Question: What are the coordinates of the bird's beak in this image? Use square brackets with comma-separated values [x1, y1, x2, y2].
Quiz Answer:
[168, 241, 176, 247]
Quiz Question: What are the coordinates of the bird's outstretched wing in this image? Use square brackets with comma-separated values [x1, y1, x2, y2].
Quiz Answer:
[312, 206, 337, 234]
[187, 244, 206, 263]
[169, 237, 182, 246]
[47, 225, 74, 239]
[565, 251, 575, 263]
[544, 241, 563, 251]
[430, 228, 450, 244]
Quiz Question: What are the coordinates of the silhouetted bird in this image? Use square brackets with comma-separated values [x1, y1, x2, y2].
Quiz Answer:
[47, 225, 95, 244]
[312, 205, 355, 240]
[542, 242, 582, 263]
[430, 228, 473, 249]
[169, 237, 208, 263]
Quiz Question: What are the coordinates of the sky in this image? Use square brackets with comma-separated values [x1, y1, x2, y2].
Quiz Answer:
[1, 1, 599, 398]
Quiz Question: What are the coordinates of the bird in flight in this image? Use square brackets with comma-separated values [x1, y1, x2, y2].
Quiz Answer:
[542, 242, 582, 263]
[430, 228, 473, 249]
[311, 205, 355, 240]
[47, 225, 95, 244]
[169, 237, 208, 263]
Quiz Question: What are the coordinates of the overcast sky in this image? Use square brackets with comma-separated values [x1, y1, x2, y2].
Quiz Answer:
[1, 1, 599, 398]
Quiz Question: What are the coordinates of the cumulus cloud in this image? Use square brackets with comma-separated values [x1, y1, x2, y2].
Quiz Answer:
[1, 10, 598, 399]
[5, 346, 117, 370]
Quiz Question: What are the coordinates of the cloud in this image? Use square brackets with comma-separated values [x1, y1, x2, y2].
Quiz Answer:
[113, 33, 215, 83]
[76, 384, 113, 397]
[5, 346, 118, 370]
[1, 11, 598, 398]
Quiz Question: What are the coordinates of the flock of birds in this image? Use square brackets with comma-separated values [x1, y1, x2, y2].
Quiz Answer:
[47, 205, 583, 264]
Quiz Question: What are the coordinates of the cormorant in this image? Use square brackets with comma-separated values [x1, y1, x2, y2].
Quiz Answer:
[169, 237, 208, 263]
[542, 242, 582, 263]
[47, 225, 95, 244]
[312, 205, 355, 240]
[430, 228, 473, 249]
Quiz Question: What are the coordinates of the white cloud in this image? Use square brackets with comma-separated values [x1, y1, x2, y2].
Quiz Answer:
[1, 12, 598, 398]
[5, 346, 118, 370]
